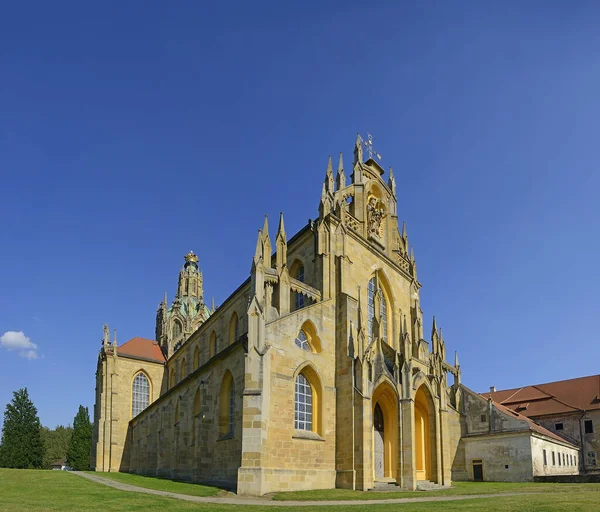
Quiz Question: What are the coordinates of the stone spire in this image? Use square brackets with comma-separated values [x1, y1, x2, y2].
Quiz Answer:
[276, 212, 287, 272]
[353, 133, 363, 164]
[325, 155, 334, 193]
[388, 166, 396, 195]
[261, 216, 271, 263]
[336, 152, 346, 190]
[254, 229, 263, 265]
[431, 316, 438, 341]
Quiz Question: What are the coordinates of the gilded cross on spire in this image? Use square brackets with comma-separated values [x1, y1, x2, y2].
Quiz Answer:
[362, 132, 382, 162]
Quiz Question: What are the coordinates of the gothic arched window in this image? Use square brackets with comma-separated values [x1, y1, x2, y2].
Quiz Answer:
[219, 371, 235, 436]
[368, 277, 389, 343]
[209, 331, 216, 358]
[132, 372, 150, 418]
[180, 358, 186, 381]
[193, 346, 199, 370]
[295, 330, 310, 351]
[295, 373, 312, 431]
[229, 313, 239, 345]
[172, 320, 182, 339]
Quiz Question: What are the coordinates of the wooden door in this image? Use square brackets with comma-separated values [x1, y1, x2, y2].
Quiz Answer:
[473, 461, 483, 482]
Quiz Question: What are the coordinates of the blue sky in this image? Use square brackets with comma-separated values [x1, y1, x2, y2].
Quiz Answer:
[1, 1, 599, 429]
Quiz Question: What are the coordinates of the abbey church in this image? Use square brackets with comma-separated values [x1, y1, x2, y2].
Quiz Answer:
[91, 135, 584, 495]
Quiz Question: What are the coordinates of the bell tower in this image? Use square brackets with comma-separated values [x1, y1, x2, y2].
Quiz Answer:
[156, 251, 210, 358]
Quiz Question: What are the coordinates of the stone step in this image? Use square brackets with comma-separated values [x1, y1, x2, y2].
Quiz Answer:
[370, 479, 400, 491]
[416, 480, 445, 491]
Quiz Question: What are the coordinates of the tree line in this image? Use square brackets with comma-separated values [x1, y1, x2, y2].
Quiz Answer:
[0, 388, 93, 471]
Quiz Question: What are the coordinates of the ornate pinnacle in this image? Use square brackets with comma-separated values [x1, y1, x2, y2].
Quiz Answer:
[185, 250, 198, 264]
[277, 212, 286, 239]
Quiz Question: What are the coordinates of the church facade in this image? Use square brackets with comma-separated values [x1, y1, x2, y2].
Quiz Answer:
[92, 135, 580, 495]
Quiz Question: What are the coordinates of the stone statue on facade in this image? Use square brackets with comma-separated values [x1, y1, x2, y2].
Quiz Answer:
[367, 197, 386, 238]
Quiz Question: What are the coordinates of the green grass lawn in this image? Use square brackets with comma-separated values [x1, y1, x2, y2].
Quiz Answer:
[272, 480, 600, 501]
[85, 470, 223, 497]
[1, 468, 600, 512]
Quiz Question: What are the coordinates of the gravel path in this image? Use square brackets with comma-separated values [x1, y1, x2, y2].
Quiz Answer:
[72, 471, 538, 507]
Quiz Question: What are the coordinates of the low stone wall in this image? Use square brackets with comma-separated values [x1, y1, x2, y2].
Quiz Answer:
[534, 474, 600, 483]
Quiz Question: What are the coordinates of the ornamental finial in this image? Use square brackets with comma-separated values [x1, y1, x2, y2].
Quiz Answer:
[184, 250, 199, 265]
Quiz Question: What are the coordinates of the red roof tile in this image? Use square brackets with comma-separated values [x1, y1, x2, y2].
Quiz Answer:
[118, 337, 165, 364]
[492, 400, 578, 447]
[483, 374, 600, 418]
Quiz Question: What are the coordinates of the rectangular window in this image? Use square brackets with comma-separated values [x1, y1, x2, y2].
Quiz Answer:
[563, 453, 566, 466]
[584, 419, 594, 434]
[555, 422, 564, 431]
[558, 453, 561, 466]
[552, 452, 556, 466]
[587, 452, 597, 466]
[543, 449, 547, 466]
[480, 414, 487, 423]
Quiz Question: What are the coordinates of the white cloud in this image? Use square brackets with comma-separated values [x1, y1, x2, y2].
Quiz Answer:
[0, 331, 39, 359]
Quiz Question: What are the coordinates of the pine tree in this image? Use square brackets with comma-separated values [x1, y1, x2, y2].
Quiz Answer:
[66, 406, 92, 471]
[0, 388, 44, 469]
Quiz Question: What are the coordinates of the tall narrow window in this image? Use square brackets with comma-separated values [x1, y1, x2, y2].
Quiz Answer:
[219, 371, 235, 436]
[295, 373, 312, 431]
[368, 277, 388, 343]
[209, 331, 216, 358]
[180, 358, 186, 381]
[132, 372, 150, 418]
[584, 419, 594, 434]
[172, 320, 182, 339]
[193, 346, 199, 370]
[543, 449, 547, 466]
[368, 278, 375, 342]
[229, 313, 239, 345]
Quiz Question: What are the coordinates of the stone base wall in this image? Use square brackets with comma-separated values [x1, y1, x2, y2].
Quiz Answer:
[238, 467, 336, 495]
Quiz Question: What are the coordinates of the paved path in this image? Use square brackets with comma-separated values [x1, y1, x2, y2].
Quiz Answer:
[72, 472, 538, 507]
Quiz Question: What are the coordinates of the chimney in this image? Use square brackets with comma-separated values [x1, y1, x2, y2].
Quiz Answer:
[490, 386, 496, 393]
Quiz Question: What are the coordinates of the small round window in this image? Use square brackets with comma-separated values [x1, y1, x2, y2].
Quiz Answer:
[295, 330, 310, 351]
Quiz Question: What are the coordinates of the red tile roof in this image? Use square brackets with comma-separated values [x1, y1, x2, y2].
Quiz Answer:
[483, 374, 600, 418]
[118, 337, 165, 364]
[492, 400, 578, 447]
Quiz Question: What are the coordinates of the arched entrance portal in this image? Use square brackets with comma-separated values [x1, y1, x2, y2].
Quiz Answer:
[372, 382, 399, 481]
[414, 385, 435, 482]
